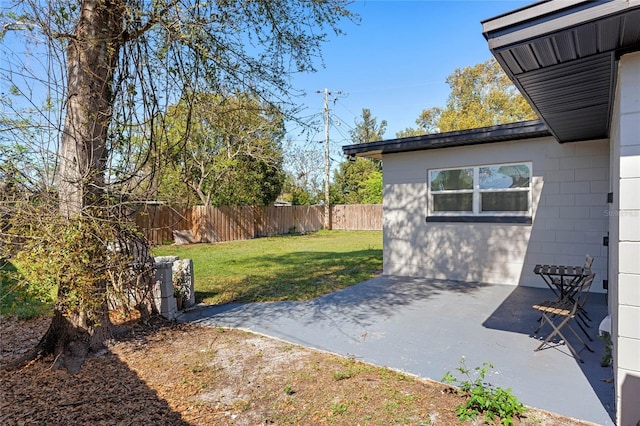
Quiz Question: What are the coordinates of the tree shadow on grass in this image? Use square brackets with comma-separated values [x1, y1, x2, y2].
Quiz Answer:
[195, 249, 383, 305]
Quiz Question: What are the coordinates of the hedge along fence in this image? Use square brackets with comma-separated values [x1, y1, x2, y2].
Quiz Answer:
[134, 204, 382, 245]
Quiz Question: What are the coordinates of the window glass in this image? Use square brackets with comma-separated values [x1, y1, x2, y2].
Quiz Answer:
[428, 162, 532, 217]
[430, 168, 473, 191]
[481, 192, 529, 212]
[479, 165, 530, 189]
[433, 193, 473, 212]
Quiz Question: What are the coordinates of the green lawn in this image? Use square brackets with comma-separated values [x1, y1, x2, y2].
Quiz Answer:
[1, 261, 52, 319]
[152, 230, 383, 305]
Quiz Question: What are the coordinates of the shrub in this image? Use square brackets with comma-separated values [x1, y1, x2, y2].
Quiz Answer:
[3, 204, 154, 321]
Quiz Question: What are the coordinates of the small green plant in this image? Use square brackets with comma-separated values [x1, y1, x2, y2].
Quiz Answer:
[283, 384, 295, 395]
[332, 357, 371, 381]
[190, 363, 206, 373]
[330, 401, 349, 415]
[442, 358, 526, 426]
[332, 369, 355, 381]
[600, 332, 613, 367]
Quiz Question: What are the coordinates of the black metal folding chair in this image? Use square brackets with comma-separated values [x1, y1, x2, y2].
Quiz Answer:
[532, 273, 595, 363]
[550, 254, 594, 329]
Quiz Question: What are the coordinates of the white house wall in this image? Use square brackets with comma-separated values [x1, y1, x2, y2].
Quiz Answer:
[382, 136, 610, 292]
[610, 51, 640, 426]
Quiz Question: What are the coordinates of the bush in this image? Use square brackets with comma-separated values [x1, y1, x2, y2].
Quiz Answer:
[2, 204, 154, 321]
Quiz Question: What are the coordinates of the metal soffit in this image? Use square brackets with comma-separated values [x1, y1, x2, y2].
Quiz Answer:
[342, 1, 640, 160]
[482, 0, 640, 143]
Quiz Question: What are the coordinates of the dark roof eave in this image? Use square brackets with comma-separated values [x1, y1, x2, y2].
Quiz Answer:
[342, 120, 552, 159]
[482, 0, 638, 50]
[481, 0, 640, 143]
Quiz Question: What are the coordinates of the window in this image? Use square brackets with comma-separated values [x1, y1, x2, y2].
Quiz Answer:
[428, 162, 532, 222]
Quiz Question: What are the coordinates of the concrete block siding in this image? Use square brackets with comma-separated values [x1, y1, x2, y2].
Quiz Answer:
[382, 136, 610, 292]
[611, 52, 640, 426]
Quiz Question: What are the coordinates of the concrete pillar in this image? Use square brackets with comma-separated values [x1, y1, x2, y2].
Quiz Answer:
[153, 255, 196, 313]
[153, 261, 178, 320]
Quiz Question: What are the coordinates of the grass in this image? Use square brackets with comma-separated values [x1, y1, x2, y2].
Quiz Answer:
[0, 261, 52, 319]
[2, 230, 381, 317]
[152, 230, 383, 305]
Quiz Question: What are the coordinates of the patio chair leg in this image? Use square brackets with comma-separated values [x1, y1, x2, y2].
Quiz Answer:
[534, 313, 589, 363]
[535, 328, 584, 363]
[534, 313, 570, 350]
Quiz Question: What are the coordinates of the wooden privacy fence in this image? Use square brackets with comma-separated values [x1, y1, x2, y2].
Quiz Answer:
[135, 204, 382, 245]
[332, 204, 382, 231]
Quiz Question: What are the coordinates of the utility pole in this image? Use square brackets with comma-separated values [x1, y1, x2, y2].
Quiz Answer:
[317, 88, 342, 230]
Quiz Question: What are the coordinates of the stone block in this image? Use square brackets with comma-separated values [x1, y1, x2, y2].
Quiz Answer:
[173, 230, 197, 245]
[152, 256, 196, 314]
[158, 296, 178, 320]
[173, 258, 195, 308]
[155, 256, 179, 263]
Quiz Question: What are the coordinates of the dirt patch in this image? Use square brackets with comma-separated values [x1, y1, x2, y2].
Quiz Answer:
[1, 315, 597, 425]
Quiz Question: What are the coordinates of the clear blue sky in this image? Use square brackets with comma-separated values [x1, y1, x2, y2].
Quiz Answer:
[286, 0, 532, 148]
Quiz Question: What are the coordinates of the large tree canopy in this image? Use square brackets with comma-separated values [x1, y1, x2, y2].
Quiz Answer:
[331, 158, 382, 205]
[142, 92, 286, 206]
[397, 58, 537, 137]
[0, 0, 355, 372]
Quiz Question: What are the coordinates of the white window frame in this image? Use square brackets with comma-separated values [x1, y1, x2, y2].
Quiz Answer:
[427, 162, 532, 218]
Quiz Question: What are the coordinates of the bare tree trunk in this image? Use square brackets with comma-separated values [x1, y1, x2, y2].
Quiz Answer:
[59, 0, 122, 218]
[44, 0, 123, 372]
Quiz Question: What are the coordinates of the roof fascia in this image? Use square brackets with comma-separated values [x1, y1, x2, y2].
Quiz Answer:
[481, 0, 586, 33]
[342, 120, 551, 158]
[483, 0, 635, 50]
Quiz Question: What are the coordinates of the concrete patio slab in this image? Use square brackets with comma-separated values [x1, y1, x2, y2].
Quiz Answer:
[179, 276, 615, 425]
